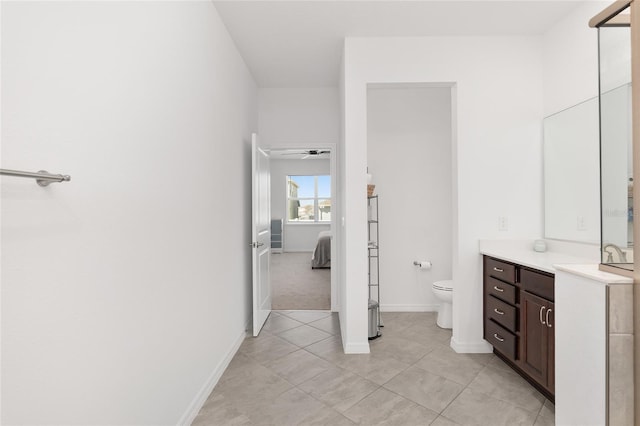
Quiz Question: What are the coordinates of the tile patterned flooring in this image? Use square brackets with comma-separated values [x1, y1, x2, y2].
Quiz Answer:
[193, 311, 555, 426]
[271, 253, 331, 310]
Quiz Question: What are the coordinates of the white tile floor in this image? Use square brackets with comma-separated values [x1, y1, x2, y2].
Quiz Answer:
[193, 311, 555, 425]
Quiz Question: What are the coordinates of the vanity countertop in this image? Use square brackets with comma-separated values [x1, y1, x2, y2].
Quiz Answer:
[480, 244, 591, 274]
[479, 240, 632, 284]
[553, 264, 632, 284]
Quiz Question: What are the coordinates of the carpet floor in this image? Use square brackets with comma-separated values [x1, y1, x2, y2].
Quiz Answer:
[271, 252, 331, 310]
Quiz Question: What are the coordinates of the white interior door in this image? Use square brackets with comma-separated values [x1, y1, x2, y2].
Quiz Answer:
[251, 133, 271, 336]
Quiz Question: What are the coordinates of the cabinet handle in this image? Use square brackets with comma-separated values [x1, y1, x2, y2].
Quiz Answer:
[493, 267, 504, 272]
[493, 308, 505, 315]
[546, 309, 552, 328]
[493, 286, 504, 292]
[539, 306, 546, 325]
[493, 333, 505, 342]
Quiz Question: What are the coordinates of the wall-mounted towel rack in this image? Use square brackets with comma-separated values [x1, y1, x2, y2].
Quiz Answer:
[0, 169, 71, 187]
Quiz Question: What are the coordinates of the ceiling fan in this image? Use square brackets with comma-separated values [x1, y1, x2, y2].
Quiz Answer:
[282, 149, 330, 159]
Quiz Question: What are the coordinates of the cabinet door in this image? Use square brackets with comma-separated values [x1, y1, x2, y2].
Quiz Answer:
[521, 291, 550, 387]
[546, 300, 555, 393]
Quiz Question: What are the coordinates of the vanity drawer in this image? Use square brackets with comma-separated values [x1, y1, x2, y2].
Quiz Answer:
[485, 319, 517, 360]
[486, 276, 517, 305]
[486, 295, 517, 332]
[485, 257, 516, 284]
[521, 268, 554, 301]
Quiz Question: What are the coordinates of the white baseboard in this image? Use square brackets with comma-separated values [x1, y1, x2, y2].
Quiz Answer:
[343, 341, 371, 354]
[177, 325, 248, 426]
[450, 336, 493, 354]
[380, 304, 439, 312]
[340, 332, 370, 354]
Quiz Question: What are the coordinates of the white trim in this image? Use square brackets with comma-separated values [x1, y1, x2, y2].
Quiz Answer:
[339, 320, 370, 353]
[380, 304, 439, 312]
[368, 82, 455, 90]
[343, 341, 371, 354]
[284, 222, 330, 226]
[177, 325, 248, 426]
[327, 143, 338, 313]
[449, 336, 493, 354]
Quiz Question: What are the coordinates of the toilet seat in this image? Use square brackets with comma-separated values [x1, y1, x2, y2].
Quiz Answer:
[433, 280, 453, 291]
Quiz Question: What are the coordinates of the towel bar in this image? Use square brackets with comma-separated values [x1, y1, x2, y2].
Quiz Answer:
[0, 169, 71, 187]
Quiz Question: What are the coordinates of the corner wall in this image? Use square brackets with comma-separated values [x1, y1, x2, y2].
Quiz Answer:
[258, 88, 340, 147]
[1, 2, 257, 424]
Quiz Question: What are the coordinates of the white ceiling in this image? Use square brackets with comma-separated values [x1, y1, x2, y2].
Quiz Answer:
[213, 0, 585, 88]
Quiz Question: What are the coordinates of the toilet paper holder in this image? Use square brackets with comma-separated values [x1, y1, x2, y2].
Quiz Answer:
[413, 261, 432, 269]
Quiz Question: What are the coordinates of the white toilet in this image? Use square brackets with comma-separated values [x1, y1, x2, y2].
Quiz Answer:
[432, 280, 453, 329]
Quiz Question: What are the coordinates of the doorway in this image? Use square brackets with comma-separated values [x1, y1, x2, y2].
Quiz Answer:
[267, 145, 337, 312]
[366, 84, 454, 316]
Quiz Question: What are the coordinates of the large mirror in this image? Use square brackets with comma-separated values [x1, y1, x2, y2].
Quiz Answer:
[543, 97, 600, 244]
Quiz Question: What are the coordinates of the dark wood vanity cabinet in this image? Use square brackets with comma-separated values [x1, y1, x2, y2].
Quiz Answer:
[483, 257, 518, 363]
[483, 256, 555, 399]
[521, 292, 554, 391]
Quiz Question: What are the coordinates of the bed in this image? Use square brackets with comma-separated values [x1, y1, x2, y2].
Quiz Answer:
[311, 231, 332, 269]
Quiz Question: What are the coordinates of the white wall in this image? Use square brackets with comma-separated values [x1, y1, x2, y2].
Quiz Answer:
[555, 271, 607, 426]
[343, 36, 544, 353]
[1, 2, 257, 425]
[258, 88, 340, 147]
[542, 1, 608, 116]
[270, 159, 330, 251]
[367, 86, 452, 312]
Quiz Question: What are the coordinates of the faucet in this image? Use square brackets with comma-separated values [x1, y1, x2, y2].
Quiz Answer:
[603, 243, 628, 263]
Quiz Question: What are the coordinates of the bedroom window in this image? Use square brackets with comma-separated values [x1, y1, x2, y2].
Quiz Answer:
[287, 175, 331, 222]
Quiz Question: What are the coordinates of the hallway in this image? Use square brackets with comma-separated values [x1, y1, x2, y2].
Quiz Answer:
[193, 312, 555, 425]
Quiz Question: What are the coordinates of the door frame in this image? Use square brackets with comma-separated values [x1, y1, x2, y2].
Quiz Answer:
[266, 142, 338, 312]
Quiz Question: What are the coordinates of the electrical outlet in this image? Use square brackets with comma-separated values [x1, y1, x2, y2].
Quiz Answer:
[498, 216, 508, 231]
[577, 216, 587, 231]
